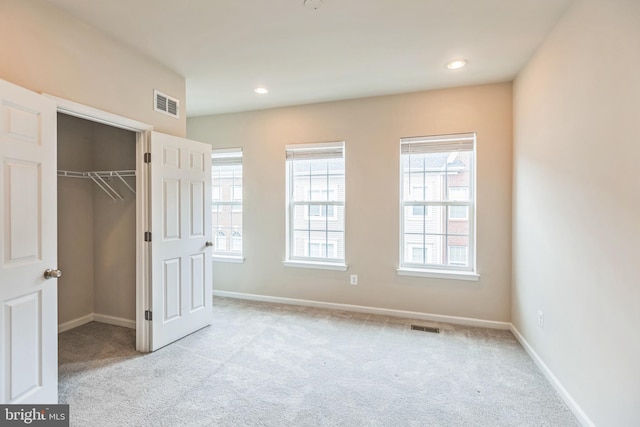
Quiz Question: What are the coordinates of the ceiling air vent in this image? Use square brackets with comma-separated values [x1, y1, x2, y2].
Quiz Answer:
[154, 90, 180, 119]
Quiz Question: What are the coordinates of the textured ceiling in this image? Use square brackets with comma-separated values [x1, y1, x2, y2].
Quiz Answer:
[44, 0, 572, 116]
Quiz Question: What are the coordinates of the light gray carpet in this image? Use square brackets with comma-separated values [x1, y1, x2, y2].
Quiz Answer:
[59, 297, 579, 426]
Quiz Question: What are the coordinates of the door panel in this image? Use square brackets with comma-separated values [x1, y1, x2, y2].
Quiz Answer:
[0, 79, 57, 403]
[6, 292, 41, 400]
[150, 132, 212, 350]
[190, 254, 205, 311]
[5, 161, 41, 263]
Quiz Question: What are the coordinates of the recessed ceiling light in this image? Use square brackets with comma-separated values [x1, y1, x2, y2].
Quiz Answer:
[254, 87, 268, 94]
[446, 59, 468, 70]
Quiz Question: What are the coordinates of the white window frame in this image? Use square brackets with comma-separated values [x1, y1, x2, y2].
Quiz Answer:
[212, 148, 244, 262]
[397, 133, 479, 281]
[284, 141, 347, 271]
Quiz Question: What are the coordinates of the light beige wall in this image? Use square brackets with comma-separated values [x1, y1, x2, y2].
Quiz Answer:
[513, 0, 640, 424]
[57, 114, 94, 325]
[92, 124, 136, 321]
[189, 83, 513, 322]
[0, 0, 185, 137]
[57, 114, 136, 325]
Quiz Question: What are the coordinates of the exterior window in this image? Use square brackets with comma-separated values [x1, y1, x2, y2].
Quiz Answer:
[231, 231, 242, 252]
[286, 142, 345, 265]
[409, 245, 431, 264]
[400, 133, 476, 272]
[448, 245, 468, 266]
[448, 187, 469, 220]
[212, 149, 243, 258]
[305, 240, 338, 258]
[215, 231, 227, 251]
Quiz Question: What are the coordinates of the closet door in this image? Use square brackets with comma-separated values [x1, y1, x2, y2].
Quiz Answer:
[149, 131, 212, 350]
[0, 80, 58, 403]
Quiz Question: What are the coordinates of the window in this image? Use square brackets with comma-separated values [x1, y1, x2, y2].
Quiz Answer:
[307, 189, 338, 219]
[448, 245, 468, 266]
[409, 245, 431, 264]
[305, 240, 338, 258]
[399, 133, 476, 275]
[448, 187, 469, 220]
[285, 142, 346, 269]
[212, 149, 243, 259]
[215, 231, 227, 251]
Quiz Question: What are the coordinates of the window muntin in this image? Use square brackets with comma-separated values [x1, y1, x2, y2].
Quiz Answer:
[400, 133, 475, 272]
[212, 149, 243, 257]
[286, 142, 345, 264]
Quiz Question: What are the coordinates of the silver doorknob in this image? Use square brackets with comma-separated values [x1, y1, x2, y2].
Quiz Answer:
[205, 241, 214, 247]
[44, 269, 62, 280]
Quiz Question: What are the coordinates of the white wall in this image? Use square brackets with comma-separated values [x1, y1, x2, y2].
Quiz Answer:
[0, 0, 186, 137]
[513, 0, 640, 425]
[189, 83, 513, 322]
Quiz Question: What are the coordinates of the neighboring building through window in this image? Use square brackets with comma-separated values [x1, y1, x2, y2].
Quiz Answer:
[212, 149, 243, 259]
[285, 142, 345, 267]
[399, 133, 476, 273]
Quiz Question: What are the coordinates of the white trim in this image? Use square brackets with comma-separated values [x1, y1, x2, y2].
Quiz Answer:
[46, 94, 152, 353]
[510, 325, 595, 427]
[212, 255, 245, 264]
[93, 313, 136, 330]
[397, 268, 480, 281]
[283, 260, 348, 271]
[58, 314, 94, 333]
[58, 313, 135, 333]
[212, 290, 509, 330]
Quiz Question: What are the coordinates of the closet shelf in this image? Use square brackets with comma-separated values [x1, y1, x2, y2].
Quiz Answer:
[58, 170, 136, 201]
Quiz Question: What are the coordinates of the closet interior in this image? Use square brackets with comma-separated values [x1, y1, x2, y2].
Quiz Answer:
[57, 113, 138, 339]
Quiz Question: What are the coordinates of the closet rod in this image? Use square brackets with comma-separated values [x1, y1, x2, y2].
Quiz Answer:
[58, 170, 136, 201]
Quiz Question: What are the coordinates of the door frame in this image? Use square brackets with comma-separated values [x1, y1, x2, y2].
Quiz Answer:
[45, 94, 153, 352]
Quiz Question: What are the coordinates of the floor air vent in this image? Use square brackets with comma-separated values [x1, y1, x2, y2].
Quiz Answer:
[411, 325, 440, 333]
[154, 90, 180, 118]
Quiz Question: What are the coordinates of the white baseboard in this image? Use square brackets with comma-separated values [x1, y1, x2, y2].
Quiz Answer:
[93, 313, 136, 330]
[58, 313, 135, 333]
[510, 325, 594, 427]
[58, 314, 94, 333]
[212, 290, 511, 330]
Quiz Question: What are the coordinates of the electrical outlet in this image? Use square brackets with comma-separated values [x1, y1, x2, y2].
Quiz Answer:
[350, 274, 358, 285]
[537, 310, 544, 328]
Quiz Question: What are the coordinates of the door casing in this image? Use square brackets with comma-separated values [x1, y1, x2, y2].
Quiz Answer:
[46, 94, 153, 352]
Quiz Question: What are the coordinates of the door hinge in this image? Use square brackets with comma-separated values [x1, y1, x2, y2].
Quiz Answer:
[144, 231, 151, 242]
[144, 152, 151, 163]
[145, 310, 152, 321]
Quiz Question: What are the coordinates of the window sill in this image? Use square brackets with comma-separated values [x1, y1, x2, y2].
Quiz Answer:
[283, 260, 348, 271]
[212, 255, 245, 264]
[397, 268, 480, 281]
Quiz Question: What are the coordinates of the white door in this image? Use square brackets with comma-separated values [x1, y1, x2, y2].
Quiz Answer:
[149, 131, 212, 350]
[0, 80, 58, 403]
